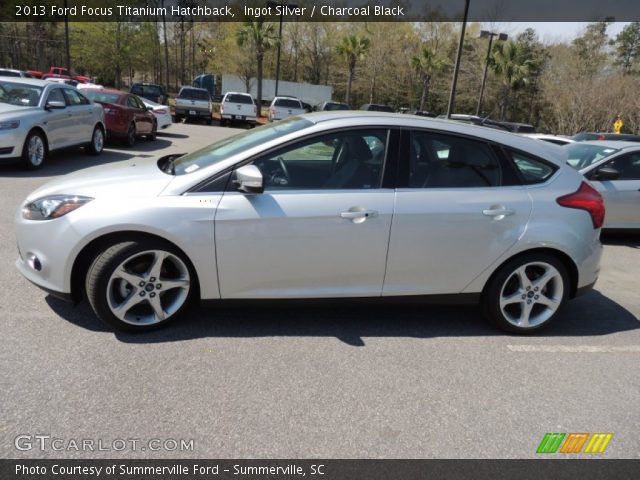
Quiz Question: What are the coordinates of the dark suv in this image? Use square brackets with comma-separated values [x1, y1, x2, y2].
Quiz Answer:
[130, 83, 167, 104]
[360, 103, 394, 112]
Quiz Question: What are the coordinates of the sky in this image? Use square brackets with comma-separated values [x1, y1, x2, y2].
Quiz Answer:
[489, 22, 629, 43]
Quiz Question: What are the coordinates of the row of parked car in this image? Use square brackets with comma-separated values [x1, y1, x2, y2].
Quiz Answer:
[0, 75, 177, 169]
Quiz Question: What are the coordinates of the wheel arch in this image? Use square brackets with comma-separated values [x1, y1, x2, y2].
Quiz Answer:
[70, 231, 200, 304]
[481, 247, 579, 300]
[25, 126, 50, 153]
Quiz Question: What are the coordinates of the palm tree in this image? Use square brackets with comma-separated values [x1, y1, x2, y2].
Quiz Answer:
[490, 41, 532, 120]
[236, 20, 278, 111]
[335, 35, 370, 105]
[411, 47, 448, 112]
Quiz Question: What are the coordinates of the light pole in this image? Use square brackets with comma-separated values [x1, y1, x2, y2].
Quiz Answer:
[476, 30, 507, 116]
[446, 0, 470, 119]
[266, 1, 297, 97]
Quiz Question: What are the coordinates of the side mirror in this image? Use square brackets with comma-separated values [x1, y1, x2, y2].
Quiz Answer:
[233, 165, 264, 194]
[45, 100, 66, 110]
[592, 166, 620, 181]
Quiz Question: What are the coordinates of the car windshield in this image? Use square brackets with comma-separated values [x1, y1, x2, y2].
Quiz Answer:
[0, 81, 43, 106]
[275, 98, 301, 108]
[84, 90, 122, 104]
[564, 144, 619, 170]
[172, 117, 312, 175]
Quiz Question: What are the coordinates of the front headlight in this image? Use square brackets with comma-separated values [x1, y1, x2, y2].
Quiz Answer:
[22, 195, 93, 220]
[0, 120, 20, 130]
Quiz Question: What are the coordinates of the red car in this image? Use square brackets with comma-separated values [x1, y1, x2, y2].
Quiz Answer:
[83, 89, 157, 146]
[42, 66, 90, 83]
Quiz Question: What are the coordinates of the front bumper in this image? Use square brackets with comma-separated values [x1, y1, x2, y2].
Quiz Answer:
[0, 127, 25, 161]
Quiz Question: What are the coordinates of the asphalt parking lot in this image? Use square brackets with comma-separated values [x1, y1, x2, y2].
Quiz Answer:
[0, 122, 638, 459]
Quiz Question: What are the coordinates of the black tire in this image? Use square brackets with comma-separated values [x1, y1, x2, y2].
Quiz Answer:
[481, 253, 570, 334]
[173, 114, 182, 123]
[146, 120, 157, 141]
[86, 240, 196, 333]
[22, 130, 47, 170]
[86, 125, 105, 155]
[124, 123, 136, 147]
[206, 117, 212, 126]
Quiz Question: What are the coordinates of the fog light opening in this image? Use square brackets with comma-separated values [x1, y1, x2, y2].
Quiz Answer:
[26, 253, 42, 272]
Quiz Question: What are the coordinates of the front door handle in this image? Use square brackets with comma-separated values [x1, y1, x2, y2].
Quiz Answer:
[483, 206, 515, 218]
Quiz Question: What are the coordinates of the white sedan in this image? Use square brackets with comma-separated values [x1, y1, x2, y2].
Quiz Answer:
[142, 98, 172, 130]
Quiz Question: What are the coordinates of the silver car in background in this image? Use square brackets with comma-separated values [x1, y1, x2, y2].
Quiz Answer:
[564, 141, 640, 229]
[16, 113, 603, 334]
[0, 77, 105, 169]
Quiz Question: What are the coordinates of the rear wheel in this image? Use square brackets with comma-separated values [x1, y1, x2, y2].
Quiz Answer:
[86, 240, 195, 332]
[481, 253, 569, 334]
[86, 125, 104, 155]
[124, 123, 136, 147]
[22, 130, 46, 170]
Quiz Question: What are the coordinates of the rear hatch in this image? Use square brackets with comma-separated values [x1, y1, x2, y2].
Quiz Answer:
[221, 94, 257, 120]
[272, 98, 304, 119]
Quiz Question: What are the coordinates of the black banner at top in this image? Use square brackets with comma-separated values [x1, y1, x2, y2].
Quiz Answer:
[1, 0, 640, 22]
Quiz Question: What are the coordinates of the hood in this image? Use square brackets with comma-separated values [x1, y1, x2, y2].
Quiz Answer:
[0, 103, 39, 116]
[26, 158, 174, 201]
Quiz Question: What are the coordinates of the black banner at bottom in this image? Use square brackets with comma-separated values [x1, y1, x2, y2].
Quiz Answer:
[2, 459, 639, 480]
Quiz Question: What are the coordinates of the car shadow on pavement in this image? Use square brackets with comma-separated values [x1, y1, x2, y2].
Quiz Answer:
[0, 139, 172, 178]
[601, 232, 640, 249]
[45, 289, 639, 346]
[156, 131, 189, 139]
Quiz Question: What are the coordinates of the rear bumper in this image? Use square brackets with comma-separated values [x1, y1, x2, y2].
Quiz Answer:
[175, 108, 211, 118]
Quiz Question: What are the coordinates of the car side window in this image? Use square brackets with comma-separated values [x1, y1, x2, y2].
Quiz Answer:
[509, 151, 557, 184]
[63, 88, 89, 106]
[249, 129, 388, 190]
[46, 88, 65, 105]
[602, 153, 640, 180]
[408, 130, 501, 188]
[127, 96, 139, 108]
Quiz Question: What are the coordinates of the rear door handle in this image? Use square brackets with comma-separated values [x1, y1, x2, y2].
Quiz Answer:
[483, 207, 515, 217]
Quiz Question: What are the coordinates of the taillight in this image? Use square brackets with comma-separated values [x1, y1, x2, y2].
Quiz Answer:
[220, 104, 224, 114]
[254, 105, 257, 114]
[556, 181, 605, 229]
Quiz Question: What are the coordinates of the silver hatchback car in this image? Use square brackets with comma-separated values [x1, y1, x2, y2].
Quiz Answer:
[15, 113, 603, 334]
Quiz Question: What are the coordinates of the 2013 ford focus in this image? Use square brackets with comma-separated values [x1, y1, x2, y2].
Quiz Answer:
[15, 113, 604, 334]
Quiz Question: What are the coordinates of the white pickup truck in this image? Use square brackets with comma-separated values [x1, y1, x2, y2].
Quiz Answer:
[268, 96, 305, 122]
[174, 87, 212, 124]
[220, 92, 257, 127]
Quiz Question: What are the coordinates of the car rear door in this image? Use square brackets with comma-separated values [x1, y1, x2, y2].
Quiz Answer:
[383, 129, 532, 295]
[587, 152, 640, 228]
[62, 88, 94, 144]
[127, 95, 151, 134]
[215, 128, 396, 298]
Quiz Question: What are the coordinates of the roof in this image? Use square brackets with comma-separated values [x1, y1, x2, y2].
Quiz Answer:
[574, 140, 640, 150]
[0, 77, 53, 87]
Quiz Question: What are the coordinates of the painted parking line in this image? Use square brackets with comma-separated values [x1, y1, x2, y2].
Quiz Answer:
[507, 345, 640, 353]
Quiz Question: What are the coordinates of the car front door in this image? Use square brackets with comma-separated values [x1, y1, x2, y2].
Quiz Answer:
[42, 87, 73, 150]
[127, 95, 151, 134]
[215, 128, 396, 298]
[588, 152, 640, 228]
[383, 129, 532, 295]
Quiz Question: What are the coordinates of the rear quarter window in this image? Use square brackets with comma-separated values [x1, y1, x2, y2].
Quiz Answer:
[510, 151, 557, 184]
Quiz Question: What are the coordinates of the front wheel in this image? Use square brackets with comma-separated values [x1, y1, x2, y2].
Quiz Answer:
[86, 240, 195, 332]
[146, 120, 157, 141]
[22, 131, 47, 170]
[481, 253, 569, 334]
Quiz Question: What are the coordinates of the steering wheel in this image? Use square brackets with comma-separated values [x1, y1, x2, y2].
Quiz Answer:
[275, 156, 291, 183]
